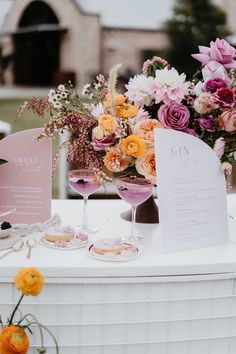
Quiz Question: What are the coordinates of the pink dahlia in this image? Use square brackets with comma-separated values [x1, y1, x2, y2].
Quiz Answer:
[153, 67, 189, 104]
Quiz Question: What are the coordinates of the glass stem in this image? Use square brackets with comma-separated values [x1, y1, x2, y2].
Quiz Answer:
[131, 206, 136, 238]
[83, 196, 88, 228]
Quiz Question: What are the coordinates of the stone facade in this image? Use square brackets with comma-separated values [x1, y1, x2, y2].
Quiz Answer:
[1, 0, 236, 88]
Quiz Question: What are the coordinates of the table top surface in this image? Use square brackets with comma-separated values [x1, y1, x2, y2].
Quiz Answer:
[1, 195, 236, 279]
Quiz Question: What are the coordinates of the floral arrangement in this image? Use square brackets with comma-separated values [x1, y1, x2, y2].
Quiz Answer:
[0, 268, 58, 354]
[19, 38, 236, 184]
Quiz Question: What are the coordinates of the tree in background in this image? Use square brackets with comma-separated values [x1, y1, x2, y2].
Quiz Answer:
[164, 0, 230, 76]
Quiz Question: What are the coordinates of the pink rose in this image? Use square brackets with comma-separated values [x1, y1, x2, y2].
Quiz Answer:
[192, 38, 236, 69]
[158, 103, 190, 131]
[92, 135, 116, 151]
[194, 93, 218, 114]
[218, 109, 236, 133]
[212, 88, 235, 109]
[205, 78, 227, 93]
[198, 116, 215, 132]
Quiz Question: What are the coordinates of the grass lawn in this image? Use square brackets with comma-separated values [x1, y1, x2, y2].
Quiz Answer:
[0, 98, 60, 198]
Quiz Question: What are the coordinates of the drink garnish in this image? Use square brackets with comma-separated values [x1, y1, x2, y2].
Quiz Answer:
[76, 179, 88, 184]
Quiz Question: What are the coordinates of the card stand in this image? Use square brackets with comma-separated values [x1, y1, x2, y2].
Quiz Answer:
[1, 275, 236, 354]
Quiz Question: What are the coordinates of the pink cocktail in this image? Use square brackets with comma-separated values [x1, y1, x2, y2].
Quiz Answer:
[68, 169, 101, 233]
[116, 177, 153, 242]
[69, 177, 101, 197]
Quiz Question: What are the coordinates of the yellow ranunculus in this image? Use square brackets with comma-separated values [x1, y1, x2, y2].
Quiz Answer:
[119, 135, 146, 158]
[14, 268, 44, 296]
[104, 94, 126, 109]
[104, 149, 130, 172]
[117, 103, 139, 120]
[98, 114, 117, 133]
[0, 326, 29, 354]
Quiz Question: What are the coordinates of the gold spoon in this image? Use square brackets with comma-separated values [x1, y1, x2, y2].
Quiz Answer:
[0, 239, 24, 259]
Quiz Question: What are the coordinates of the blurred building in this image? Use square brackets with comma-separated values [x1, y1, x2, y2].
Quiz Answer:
[0, 0, 235, 88]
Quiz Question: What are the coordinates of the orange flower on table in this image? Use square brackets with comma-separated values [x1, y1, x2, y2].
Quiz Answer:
[14, 268, 44, 297]
[117, 103, 139, 120]
[134, 119, 163, 144]
[104, 94, 126, 109]
[135, 147, 156, 184]
[98, 114, 117, 134]
[104, 149, 130, 172]
[119, 134, 146, 158]
[218, 109, 236, 133]
[0, 325, 29, 354]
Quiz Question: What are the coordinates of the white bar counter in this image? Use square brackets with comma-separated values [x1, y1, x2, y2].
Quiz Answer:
[1, 195, 236, 278]
[1, 195, 236, 354]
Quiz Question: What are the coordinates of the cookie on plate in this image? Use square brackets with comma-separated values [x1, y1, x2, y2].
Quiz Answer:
[44, 225, 74, 242]
[92, 239, 126, 255]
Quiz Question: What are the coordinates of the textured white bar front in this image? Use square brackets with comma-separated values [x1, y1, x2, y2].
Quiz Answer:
[1, 277, 236, 353]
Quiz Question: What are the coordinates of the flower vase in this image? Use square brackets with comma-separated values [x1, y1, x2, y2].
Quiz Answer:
[121, 195, 159, 224]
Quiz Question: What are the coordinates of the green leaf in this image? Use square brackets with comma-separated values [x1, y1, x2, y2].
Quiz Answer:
[0, 159, 7, 165]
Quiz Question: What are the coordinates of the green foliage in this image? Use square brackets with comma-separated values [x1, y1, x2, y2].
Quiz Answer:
[164, 0, 230, 76]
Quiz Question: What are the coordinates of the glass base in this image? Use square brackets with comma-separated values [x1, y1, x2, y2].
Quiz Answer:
[119, 235, 146, 244]
[75, 225, 98, 234]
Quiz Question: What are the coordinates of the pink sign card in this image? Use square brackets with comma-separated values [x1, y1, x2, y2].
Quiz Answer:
[0, 128, 52, 223]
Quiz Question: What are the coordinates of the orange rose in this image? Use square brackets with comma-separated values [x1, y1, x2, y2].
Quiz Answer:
[0, 326, 29, 354]
[14, 268, 44, 296]
[104, 149, 130, 172]
[104, 94, 126, 109]
[136, 148, 156, 184]
[120, 135, 146, 158]
[117, 104, 139, 120]
[98, 114, 117, 134]
[134, 119, 163, 144]
[218, 109, 236, 133]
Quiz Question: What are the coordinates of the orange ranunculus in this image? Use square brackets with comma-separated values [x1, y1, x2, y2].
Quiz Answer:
[119, 135, 146, 158]
[104, 149, 130, 172]
[0, 326, 29, 354]
[14, 268, 44, 296]
[104, 94, 126, 109]
[98, 114, 117, 133]
[117, 103, 139, 120]
[136, 148, 156, 184]
[218, 109, 236, 133]
[134, 119, 163, 144]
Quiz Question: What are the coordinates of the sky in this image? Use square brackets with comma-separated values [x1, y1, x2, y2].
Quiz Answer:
[0, 0, 174, 31]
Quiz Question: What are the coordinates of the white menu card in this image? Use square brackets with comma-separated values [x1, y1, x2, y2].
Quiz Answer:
[154, 129, 229, 253]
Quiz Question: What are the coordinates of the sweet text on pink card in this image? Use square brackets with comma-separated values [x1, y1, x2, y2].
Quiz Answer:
[0, 128, 52, 223]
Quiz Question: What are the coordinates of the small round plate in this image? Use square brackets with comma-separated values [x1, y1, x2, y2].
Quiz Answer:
[40, 237, 88, 250]
[88, 242, 141, 262]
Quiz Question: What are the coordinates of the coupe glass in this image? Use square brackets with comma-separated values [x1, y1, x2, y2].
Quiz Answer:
[68, 169, 101, 233]
[116, 177, 153, 243]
